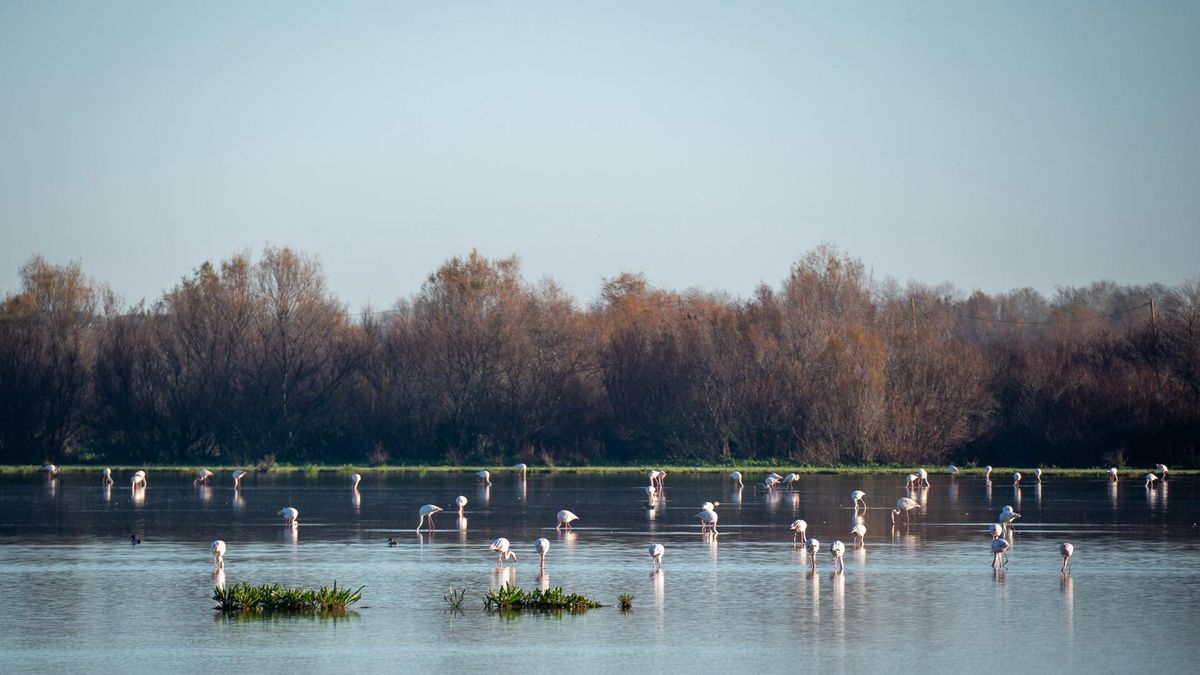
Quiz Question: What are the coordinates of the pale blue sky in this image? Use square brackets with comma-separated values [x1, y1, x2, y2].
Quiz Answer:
[2, 1, 1197, 309]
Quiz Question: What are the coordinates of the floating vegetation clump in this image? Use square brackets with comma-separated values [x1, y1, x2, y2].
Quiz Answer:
[484, 584, 602, 612]
[213, 582, 363, 614]
[618, 593, 633, 611]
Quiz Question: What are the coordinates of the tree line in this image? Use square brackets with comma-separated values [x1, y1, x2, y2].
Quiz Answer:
[1, 245, 1197, 468]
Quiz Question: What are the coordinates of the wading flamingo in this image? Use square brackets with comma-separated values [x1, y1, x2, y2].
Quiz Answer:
[990, 523, 1004, 540]
[984, 465, 993, 480]
[1108, 467, 1118, 482]
[477, 470, 491, 486]
[1144, 473, 1158, 488]
[1155, 464, 1169, 480]
[455, 495, 468, 516]
[279, 506, 299, 527]
[194, 469, 213, 486]
[851, 490, 866, 511]
[101, 467, 113, 485]
[806, 538, 821, 571]
[991, 537, 1011, 568]
[790, 519, 808, 547]
[351, 473, 361, 490]
[210, 540, 226, 571]
[948, 465, 959, 476]
[490, 538, 517, 567]
[892, 497, 921, 524]
[1060, 542, 1074, 573]
[781, 473, 800, 491]
[730, 471, 743, 488]
[131, 470, 147, 489]
[830, 540, 845, 573]
[1012, 472, 1022, 486]
[232, 470, 247, 488]
[514, 463, 527, 479]
[904, 473, 919, 489]
[998, 505, 1020, 535]
[851, 522, 866, 547]
[917, 468, 930, 487]
[1034, 468, 1042, 483]
[649, 543, 665, 570]
[556, 510, 578, 531]
[41, 463, 59, 478]
[417, 504, 443, 532]
[535, 537, 550, 571]
[696, 509, 719, 535]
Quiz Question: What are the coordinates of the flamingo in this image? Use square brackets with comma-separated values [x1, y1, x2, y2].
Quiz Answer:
[101, 467, 113, 485]
[514, 463, 528, 479]
[556, 510, 579, 531]
[648, 543, 665, 570]
[648, 470, 661, 488]
[210, 540, 226, 572]
[131, 470, 147, 489]
[417, 504, 443, 532]
[904, 473, 919, 489]
[984, 465, 993, 481]
[1144, 473, 1158, 488]
[892, 496, 921, 524]
[41, 463, 59, 478]
[806, 538, 821, 570]
[655, 470, 667, 491]
[193, 469, 213, 486]
[1012, 472, 1022, 486]
[477, 470, 492, 486]
[781, 473, 800, 491]
[490, 537, 517, 567]
[850, 490, 866, 511]
[990, 523, 1004, 540]
[830, 540, 846, 573]
[645, 485, 657, 501]
[730, 471, 743, 488]
[279, 506, 299, 527]
[851, 522, 866, 547]
[701, 501, 719, 512]
[351, 473, 361, 490]
[455, 495, 468, 516]
[695, 509, 719, 535]
[1060, 542, 1074, 573]
[998, 505, 1020, 535]
[948, 465, 959, 476]
[917, 468, 929, 487]
[232, 470, 247, 488]
[991, 537, 1011, 568]
[763, 475, 780, 492]
[534, 537, 550, 570]
[1108, 467, 1118, 481]
[790, 519, 808, 546]
[1034, 468, 1043, 483]
[1155, 464, 1169, 481]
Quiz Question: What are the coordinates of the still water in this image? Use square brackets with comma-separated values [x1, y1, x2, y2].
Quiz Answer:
[1, 471, 1197, 673]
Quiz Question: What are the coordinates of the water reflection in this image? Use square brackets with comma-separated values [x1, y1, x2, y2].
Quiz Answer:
[536, 571, 550, 591]
[131, 487, 145, 508]
[103, 484, 112, 503]
[1013, 485, 1022, 510]
[915, 486, 929, 508]
[352, 491, 361, 513]
[1146, 486, 1159, 508]
[1035, 482, 1043, 508]
[476, 486, 491, 507]
[1108, 481, 1119, 510]
[730, 487, 742, 507]
[232, 488, 245, 509]
[198, 485, 213, 505]
[283, 527, 298, 545]
[1062, 574, 1074, 638]
[788, 492, 800, 512]
[1160, 481, 1168, 510]
[948, 481, 958, 507]
[213, 569, 226, 590]
[489, 566, 514, 589]
[985, 478, 993, 504]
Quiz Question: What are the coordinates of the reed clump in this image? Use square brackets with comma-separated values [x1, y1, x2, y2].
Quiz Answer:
[484, 584, 601, 612]
[618, 593, 633, 611]
[444, 586, 467, 611]
[213, 581, 363, 614]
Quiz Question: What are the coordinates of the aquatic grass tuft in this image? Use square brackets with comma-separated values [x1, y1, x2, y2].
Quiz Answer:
[213, 581, 363, 614]
[618, 593, 633, 611]
[484, 584, 602, 612]
[444, 586, 467, 611]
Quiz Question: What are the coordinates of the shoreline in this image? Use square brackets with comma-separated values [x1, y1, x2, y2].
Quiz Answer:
[2, 464, 1192, 476]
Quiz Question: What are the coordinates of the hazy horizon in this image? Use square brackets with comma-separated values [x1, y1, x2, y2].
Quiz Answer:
[2, 1, 1197, 309]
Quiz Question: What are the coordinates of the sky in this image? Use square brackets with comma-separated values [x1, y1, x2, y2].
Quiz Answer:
[1, 1, 1197, 310]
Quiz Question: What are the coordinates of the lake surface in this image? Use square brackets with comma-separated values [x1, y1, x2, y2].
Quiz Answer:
[1, 470, 1197, 673]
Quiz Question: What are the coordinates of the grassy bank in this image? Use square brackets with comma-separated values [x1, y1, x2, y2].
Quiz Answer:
[2, 463, 1194, 476]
